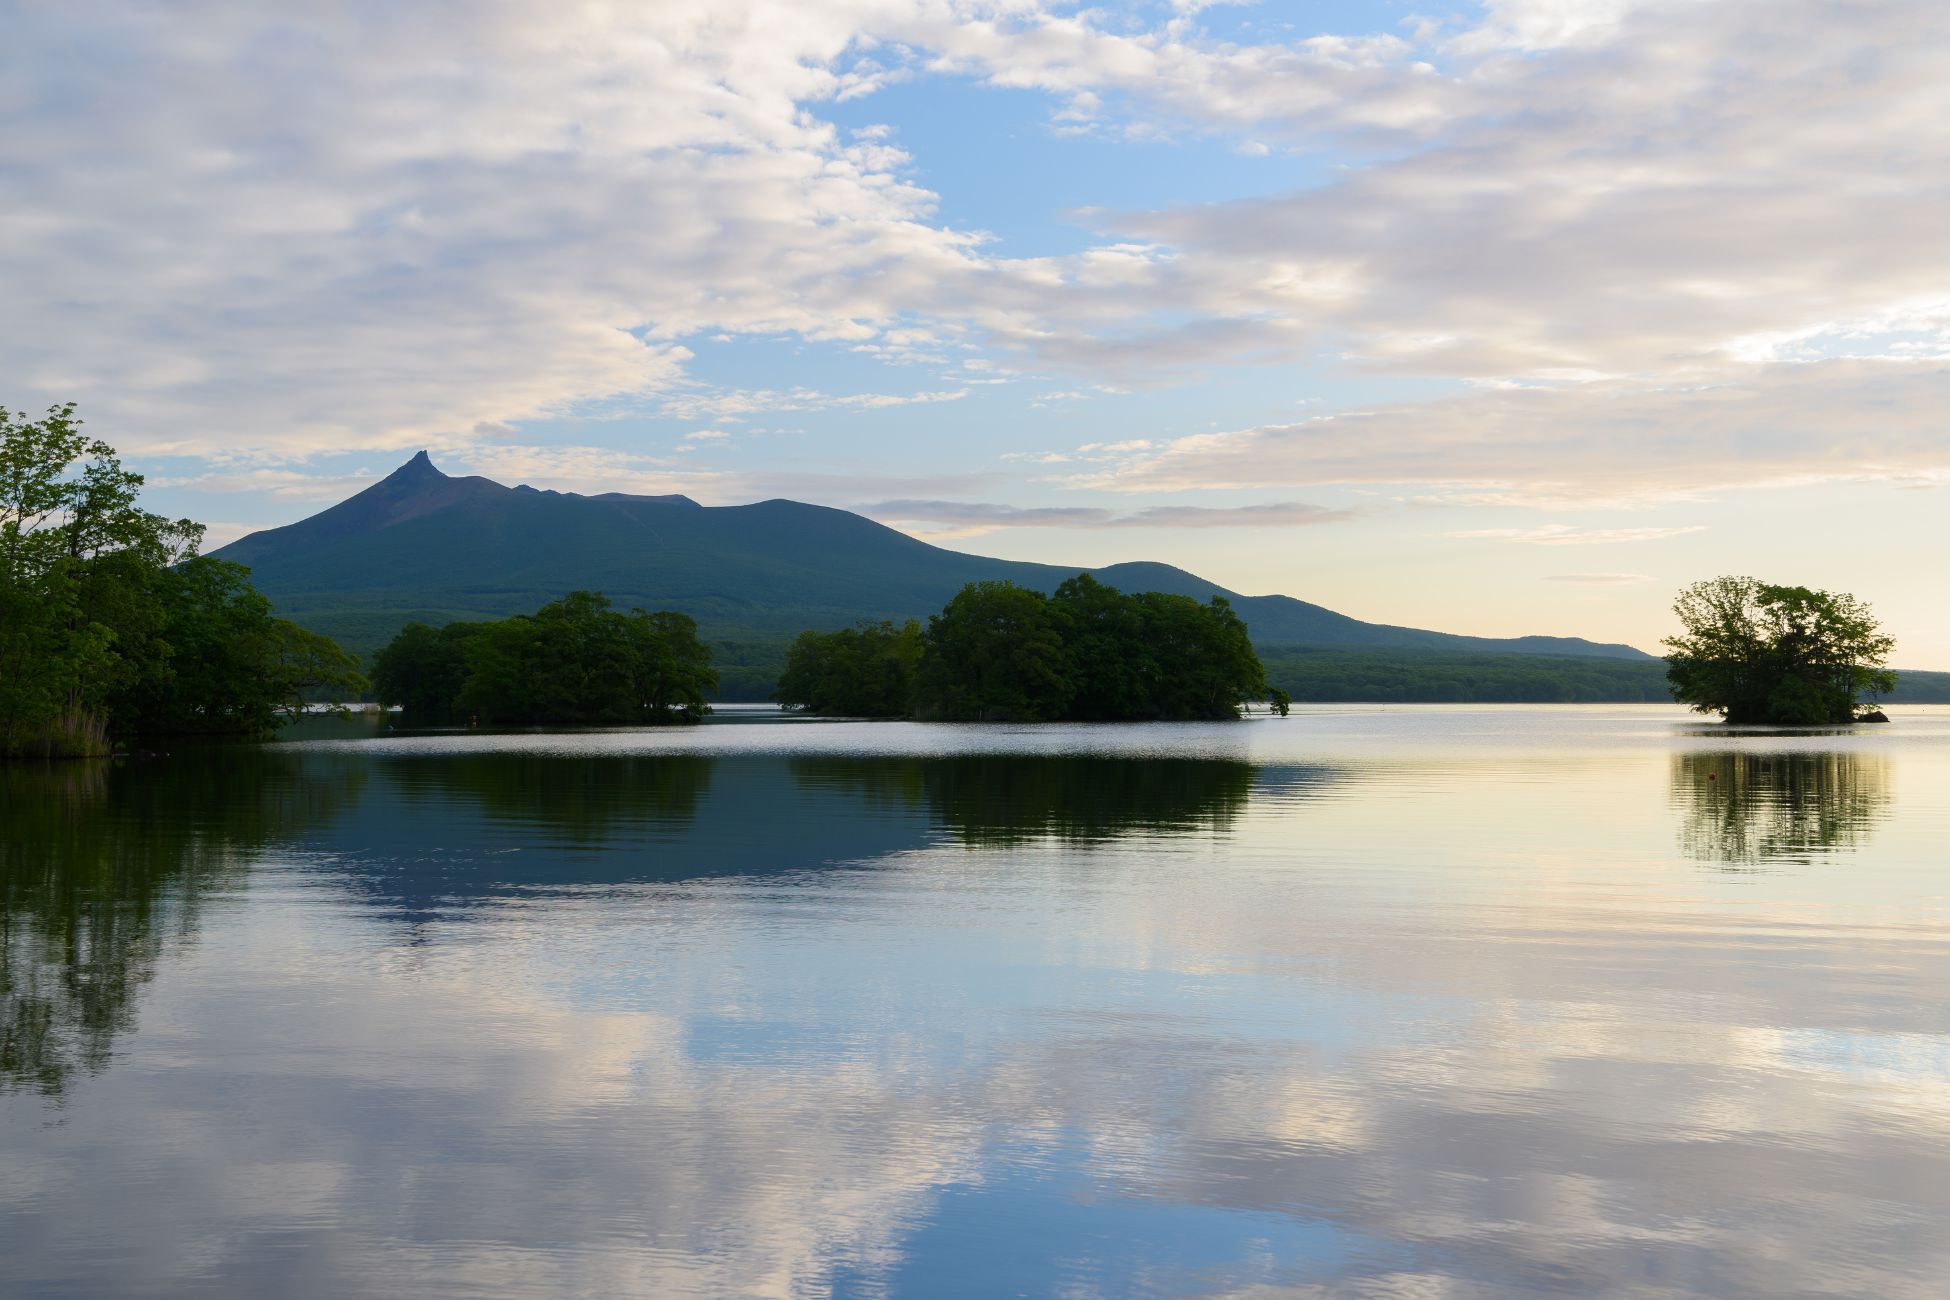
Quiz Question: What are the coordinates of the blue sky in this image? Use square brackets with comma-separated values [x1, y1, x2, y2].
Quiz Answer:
[5, 1, 1949, 660]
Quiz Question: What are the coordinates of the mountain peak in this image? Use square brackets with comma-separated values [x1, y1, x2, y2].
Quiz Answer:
[389, 449, 445, 482]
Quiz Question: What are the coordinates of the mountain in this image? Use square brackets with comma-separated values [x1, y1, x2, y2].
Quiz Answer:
[211, 452, 1654, 662]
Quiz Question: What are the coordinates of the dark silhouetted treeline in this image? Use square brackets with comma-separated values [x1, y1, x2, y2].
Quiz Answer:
[776, 574, 1286, 721]
[370, 590, 716, 725]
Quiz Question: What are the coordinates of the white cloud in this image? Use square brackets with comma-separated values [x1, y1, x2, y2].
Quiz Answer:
[1086, 361, 1950, 506]
[4, 0, 1947, 518]
[1452, 525, 1703, 545]
[1545, 572, 1655, 585]
[659, 386, 971, 423]
[0, 2, 990, 456]
[857, 497, 1352, 537]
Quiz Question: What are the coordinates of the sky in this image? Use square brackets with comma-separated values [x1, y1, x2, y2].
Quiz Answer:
[4, 0, 1948, 661]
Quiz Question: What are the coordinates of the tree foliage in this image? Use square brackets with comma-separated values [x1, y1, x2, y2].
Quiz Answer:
[371, 591, 717, 725]
[776, 575, 1282, 721]
[1, 403, 364, 757]
[773, 620, 923, 716]
[1663, 576, 1896, 724]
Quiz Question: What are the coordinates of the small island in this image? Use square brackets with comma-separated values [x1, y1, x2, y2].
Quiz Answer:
[1664, 576, 1896, 725]
[775, 574, 1290, 721]
[370, 592, 716, 726]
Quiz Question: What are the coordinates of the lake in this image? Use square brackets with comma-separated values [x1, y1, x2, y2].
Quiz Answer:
[4, 704, 1949, 1298]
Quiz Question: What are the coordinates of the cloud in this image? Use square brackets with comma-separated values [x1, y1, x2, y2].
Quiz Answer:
[856, 498, 1353, 536]
[1085, 360, 1950, 505]
[659, 386, 972, 423]
[5, 0, 1949, 516]
[1, 3, 993, 456]
[1450, 525, 1704, 546]
[936, 0, 1950, 384]
[1544, 572, 1655, 585]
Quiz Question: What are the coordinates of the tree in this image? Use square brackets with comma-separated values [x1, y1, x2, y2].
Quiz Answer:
[914, 581, 1074, 721]
[269, 619, 369, 718]
[774, 620, 923, 716]
[374, 592, 716, 726]
[369, 622, 478, 723]
[3, 402, 359, 756]
[1664, 576, 1896, 724]
[1131, 591, 1268, 720]
[783, 576, 1277, 723]
[1050, 574, 1149, 720]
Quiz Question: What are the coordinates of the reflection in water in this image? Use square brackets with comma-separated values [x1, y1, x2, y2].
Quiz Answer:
[3, 750, 1292, 1073]
[793, 755, 1265, 845]
[8, 716, 1950, 1298]
[310, 752, 1312, 922]
[0, 753, 365, 1097]
[392, 752, 716, 843]
[1672, 750, 1892, 866]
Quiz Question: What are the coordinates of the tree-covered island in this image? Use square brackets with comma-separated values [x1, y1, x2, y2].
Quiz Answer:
[371, 591, 717, 726]
[1664, 576, 1896, 724]
[2, 404, 366, 759]
[775, 574, 1290, 720]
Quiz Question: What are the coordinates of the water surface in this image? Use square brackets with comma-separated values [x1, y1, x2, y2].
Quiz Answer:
[4, 705, 1949, 1297]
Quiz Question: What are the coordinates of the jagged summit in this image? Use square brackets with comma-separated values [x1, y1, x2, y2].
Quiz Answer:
[392, 449, 442, 479]
[209, 454, 1654, 661]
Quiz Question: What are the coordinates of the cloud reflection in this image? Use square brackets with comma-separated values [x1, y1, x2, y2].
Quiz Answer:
[0, 754, 366, 1098]
[7, 728, 1950, 1298]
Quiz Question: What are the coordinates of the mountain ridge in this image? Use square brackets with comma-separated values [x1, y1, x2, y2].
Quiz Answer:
[211, 453, 1655, 662]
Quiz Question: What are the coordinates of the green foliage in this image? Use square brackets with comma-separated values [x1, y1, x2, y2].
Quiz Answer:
[774, 620, 922, 716]
[1115, 583, 1269, 722]
[914, 581, 1076, 721]
[1, 403, 363, 757]
[782, 575, 1274, 721]
[1664, 576, 1896, 724]
[370, 622, 479, 723]
[371, 591, 717, 725]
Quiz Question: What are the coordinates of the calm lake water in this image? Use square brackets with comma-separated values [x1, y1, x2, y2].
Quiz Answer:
[5, 704, 1950, 1298]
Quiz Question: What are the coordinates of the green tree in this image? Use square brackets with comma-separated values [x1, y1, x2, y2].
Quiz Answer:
[369, 621, 479, 722]
[774, 619, 923, 716]
[786, 576, 1278, 723]
[914, 580, 1074, 721]
[3, 402, 359, 756]
[1664, 576, 1896, 724]
[376, 592, 715, 726]
[269, 619, 369, 718]
[624, 608, 717, 720]
[1049, 574, 1149, 720]
[1132, 591, 1269, 720]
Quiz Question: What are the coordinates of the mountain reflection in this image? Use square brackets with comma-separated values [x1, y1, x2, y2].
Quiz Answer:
[3, 746, 1315, 1091]
[0, 753, 366, 1097]
[324, 752, 1299, 917]
[1671, 750, 1891, 866]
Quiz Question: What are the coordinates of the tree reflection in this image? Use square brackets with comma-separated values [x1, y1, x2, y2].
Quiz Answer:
[386, 753, 714, 844]
[1671, 751, 1891, 867]
[792, 755, 1276, 846]
[1, 752, 365, 1097]
[1, 747, 1305, 1092]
